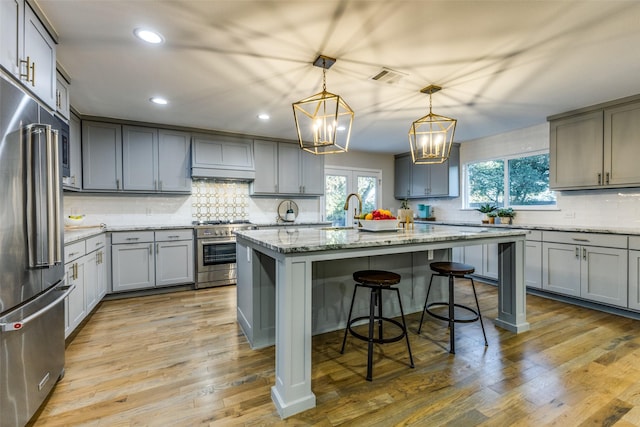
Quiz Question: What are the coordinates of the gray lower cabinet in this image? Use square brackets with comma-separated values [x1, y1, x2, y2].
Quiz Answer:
[82, 122, 191, 193]
[111, 230, 193, 292]
[453, 244, 498, 280]
[542, 231, 628, 307]
[524, 232, 542, 289]
[250, 140, 324, 196]
[394, 144, 459, 199]
[64, 234, 107, 338]
[628, 237, 640, 311]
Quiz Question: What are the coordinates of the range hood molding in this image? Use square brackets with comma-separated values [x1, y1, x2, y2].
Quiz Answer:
[191, 167, 255, 181]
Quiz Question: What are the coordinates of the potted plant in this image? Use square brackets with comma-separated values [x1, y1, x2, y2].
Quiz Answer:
[496, 208, 516, 225]
[487, 211, 497, 224]
[475, 203, 497, 223]
[398, 199, 413, 224]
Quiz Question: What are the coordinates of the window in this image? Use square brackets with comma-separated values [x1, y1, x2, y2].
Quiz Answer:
[466, 152, 555, 209]
[324, 168, 380, 226]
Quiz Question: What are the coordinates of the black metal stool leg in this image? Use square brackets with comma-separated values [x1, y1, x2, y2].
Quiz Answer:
[394, 288, 414, 368]
[469, 277, 488, 346]
[366, 287, 376, 381]
[341, 284, 359, 354]
[448, 273, 455, 354]
[377, 287, 384, 340]
[418, 274, 435, 334]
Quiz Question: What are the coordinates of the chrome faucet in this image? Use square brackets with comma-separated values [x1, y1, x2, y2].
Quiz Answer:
[343, 193, 363, 218]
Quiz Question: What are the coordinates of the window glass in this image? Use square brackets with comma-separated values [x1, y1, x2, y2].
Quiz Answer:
[325, 174, 347, 226]
[358, 176, 377, 213]
[466, 153, 555, 209]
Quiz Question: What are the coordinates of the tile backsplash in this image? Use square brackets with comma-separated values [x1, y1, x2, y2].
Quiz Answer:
[191, 179, 249, 222]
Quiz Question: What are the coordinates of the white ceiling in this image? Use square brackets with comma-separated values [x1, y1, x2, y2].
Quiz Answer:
[37, 0, 640, 154]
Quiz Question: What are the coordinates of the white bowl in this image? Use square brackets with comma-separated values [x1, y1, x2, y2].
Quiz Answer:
[359, 219, 399, 231]
[65, 215, 85, 226]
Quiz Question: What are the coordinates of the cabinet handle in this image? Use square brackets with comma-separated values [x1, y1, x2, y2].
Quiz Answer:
[168, 235, 180, 239]
[575, 247, 579, 258]
[597, 173, 601, 185]
[116, 179, 120, 190]
[572, 238, 589, 242]
[19, 56, 35, 86]
[606, 172, 610, 185]
[583, 247, 587, 260]
[150, 244, 153, 256]
[126, 237, 140, 241]
[155, 243, 159, 254]
[73, 263, 78, 280]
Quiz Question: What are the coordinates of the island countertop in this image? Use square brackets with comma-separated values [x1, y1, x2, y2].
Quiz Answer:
[235, 223, 527, 254]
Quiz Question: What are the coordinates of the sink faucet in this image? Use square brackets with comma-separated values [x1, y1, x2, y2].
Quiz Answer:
[343, 193, 363, 218]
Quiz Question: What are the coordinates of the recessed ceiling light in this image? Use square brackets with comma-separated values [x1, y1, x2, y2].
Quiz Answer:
[337, 126, 346, 131]
[150, 97, 168, 105]
[257, 113, 270, 120]
[134, 28, 164, 44]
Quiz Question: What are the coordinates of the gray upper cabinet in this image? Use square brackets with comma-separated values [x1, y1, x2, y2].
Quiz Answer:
[55, 70, 70, 119]
[123, 125, 157, 191]
[82, 121, 191, 193]
[82, 121, 122, 191]
[158, 129, 191, 192]
[63, 111, 82, 190]
[251, 140, 324, 196]
[549, 96, 640, 190]
[191, 134, 255, 180]
[394, 143, 459, 199]
[1, 0, 56, 109]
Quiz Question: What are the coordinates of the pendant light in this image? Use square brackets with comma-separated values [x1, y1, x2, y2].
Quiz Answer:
[408, 85, 457, 164]
[292, 55, 354, 155]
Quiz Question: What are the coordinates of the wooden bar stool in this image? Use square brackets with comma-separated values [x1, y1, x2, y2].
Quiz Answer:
[340, 270, 414, 381]
[418, 261, 488, 354]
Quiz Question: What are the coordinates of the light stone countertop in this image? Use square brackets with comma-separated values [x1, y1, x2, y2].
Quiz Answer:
[416, 220, 640, 236]
[63, 224, 194, 244]
[235, 223, 526, 254]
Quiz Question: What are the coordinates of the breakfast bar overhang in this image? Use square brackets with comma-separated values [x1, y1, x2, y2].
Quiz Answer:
[235, 224, 529, 418]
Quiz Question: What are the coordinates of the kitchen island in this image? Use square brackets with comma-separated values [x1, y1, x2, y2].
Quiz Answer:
[235, 224, 528, 418]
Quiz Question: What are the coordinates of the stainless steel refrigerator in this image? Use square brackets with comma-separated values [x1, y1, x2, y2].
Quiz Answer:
[0, 76, 71, 426]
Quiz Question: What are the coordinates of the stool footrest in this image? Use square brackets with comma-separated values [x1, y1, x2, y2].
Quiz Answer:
[347, 316, 407, 344]
[425, 302, 480, 324]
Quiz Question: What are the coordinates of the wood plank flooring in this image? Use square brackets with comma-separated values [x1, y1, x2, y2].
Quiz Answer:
[33, 281, 640, 426]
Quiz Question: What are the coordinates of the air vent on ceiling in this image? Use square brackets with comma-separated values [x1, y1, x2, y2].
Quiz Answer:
[370, 67, 406, 84]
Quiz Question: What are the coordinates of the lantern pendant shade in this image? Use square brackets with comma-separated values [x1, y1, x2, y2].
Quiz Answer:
[408, 85, 457, 164]
[292, 55, 354, 155]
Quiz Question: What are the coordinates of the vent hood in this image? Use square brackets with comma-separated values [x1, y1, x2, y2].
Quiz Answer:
[191, 134, 255, 181]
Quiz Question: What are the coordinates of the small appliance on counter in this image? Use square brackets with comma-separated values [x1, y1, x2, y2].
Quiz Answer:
[277, 200, 299, 222]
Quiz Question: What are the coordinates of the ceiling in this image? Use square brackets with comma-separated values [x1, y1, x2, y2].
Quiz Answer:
[37, 0, 640, 154]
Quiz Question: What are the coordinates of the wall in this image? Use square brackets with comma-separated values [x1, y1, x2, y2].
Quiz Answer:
[414, 123, 640, 229]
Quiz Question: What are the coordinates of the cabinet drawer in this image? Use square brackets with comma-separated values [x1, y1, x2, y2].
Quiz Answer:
[111, 231, 154, 244]
[629, 236, 640, 250]
[155, 229, 193, 242]
[542, 231, 627, 249]
[514, 229, 542, 241]
[85, 234, 106, 252]
[64, 240, 86, 262]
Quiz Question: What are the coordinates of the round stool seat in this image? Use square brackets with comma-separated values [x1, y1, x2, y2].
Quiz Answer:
[429, 261, 475, 276]
[353, 270, 401, 286]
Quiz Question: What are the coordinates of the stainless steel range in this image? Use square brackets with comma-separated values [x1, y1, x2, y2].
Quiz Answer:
[193, 220, 254, 288]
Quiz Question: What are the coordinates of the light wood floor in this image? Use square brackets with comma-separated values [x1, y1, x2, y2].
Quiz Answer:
[33, 281, 640, 426]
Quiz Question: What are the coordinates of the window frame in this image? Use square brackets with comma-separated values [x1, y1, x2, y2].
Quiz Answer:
[463, 150, 556, 210]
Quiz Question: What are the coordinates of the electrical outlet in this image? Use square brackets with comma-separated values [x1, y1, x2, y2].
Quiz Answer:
[428, 249, 434, 260]
[563, 211, 575, 219]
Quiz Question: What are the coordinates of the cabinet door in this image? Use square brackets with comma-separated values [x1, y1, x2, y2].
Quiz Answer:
[394, 155, 411, 199]
[277, 143, 302, 194]
[410, 163, 428, 197]
[112, 243, 155, 292]
[604, 101, 640, 186]
[0, 0, 22, 77]
[251, 140, 278, 194]
[300, 150, 324, 195]
[629, 250, 640, 310]
[191, 135, 254, 170]
[84, 252, 98, 312]
[65, 261, 86, 338]
[525, 240, 542, 289]
[65, 112, 82, 190]
[483, 243, 498, 280]
[156, 240, 194, 287]
[427, 160, 450, 196]
[96, 249, 107, 299]
[158, 129, 191, 192]
[581, 246, 627, 307]
[82, 121, 122, 190]
[55, 72, 70, 119]
[549, 111, 603, 189]
[122, 125, 157, 191]
[463, 245, 483, 274]
[542, 242, 581, 296]
[23, 3, 56, 108]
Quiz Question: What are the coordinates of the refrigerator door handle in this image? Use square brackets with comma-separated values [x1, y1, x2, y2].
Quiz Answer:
[25, 124, 47, 267]
[0, 284, 74, 332]
[47, 128, 62, 265]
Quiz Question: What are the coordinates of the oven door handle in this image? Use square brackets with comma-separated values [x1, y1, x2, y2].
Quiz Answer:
[199, 239, 236, 245]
